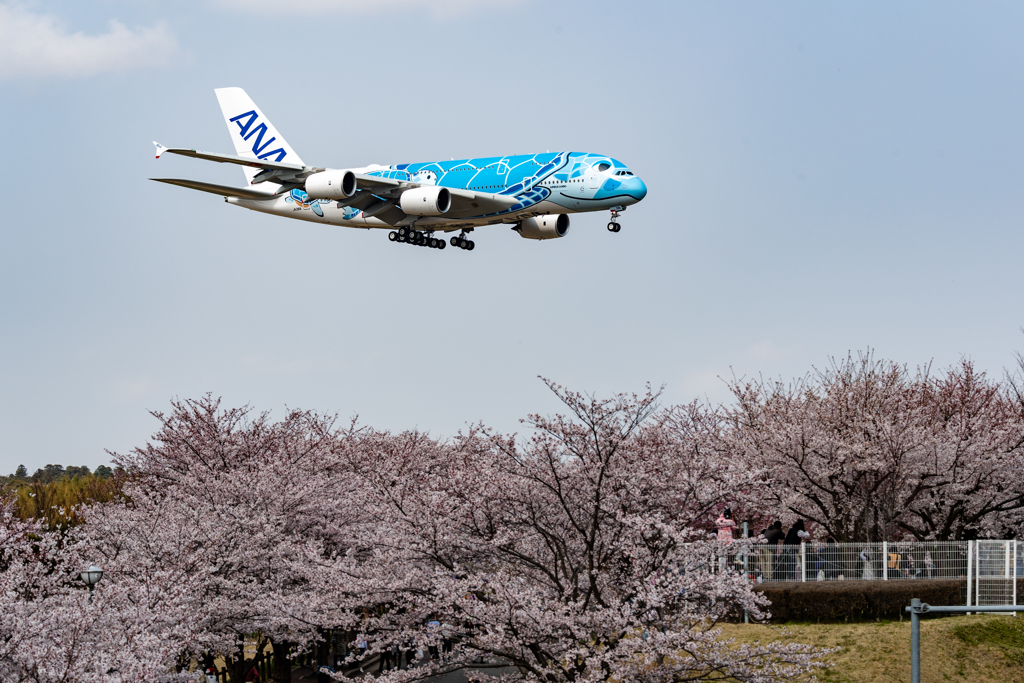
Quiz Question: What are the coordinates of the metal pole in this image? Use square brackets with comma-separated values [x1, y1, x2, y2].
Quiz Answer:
[883, 541, 889, 581]
[1007, 540, 1015, 610]
[966, 540, 973, 609]
[910, 598, 921, 683]
[905, 601, 1024, 683]
[743, 522, 750, 624]
[975, 541, 980, 608]
[801, 543, 806, 582]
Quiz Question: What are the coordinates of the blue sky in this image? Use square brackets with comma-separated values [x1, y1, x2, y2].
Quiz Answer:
[2, 1, 1023, 474]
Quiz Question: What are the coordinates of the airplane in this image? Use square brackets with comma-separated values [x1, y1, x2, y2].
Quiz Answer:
[152, 88, 647, 252]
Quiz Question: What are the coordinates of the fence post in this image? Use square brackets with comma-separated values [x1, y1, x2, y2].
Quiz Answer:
[1007, 540, 1015, 610]
[910, 598, 921, 683]
[883, 541, 888, 581]
[743, 522, 749, 624]
[975, 541, 980, 608]
[966, 540, 973, 608]
[800, 543, 806, 582]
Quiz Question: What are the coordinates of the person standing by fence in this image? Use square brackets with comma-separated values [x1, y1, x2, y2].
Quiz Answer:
[763, 521, 785, 580]
[715, 508, 737, 572]
[716, 508, 737, 543]
[783, 520, 806, 580]
[823, 537, 840, 579]
[859, 546, 875, 579]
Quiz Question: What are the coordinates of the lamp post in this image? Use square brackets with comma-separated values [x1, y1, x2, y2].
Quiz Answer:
[80, 563, 103, 603]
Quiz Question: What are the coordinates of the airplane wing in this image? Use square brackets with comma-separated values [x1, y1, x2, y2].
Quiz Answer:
[153, 142, 522, 223]
[446, 188, 520, 217]
[341, 173, 520, 223]
[150, 178, 276, 200]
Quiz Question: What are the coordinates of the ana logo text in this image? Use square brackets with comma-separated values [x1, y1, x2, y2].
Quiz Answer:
[229, 110, 287, 162]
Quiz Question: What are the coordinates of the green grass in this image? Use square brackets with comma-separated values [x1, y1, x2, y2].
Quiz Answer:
[953, 616, 1024, 667]
[721, 614, 1024, 682]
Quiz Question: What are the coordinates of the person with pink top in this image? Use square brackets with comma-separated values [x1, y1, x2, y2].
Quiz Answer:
[715, 508, 737, 543]
[715, 508, 738, 572]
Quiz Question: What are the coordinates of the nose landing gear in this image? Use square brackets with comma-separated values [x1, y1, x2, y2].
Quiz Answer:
[607, 207, 624, 233]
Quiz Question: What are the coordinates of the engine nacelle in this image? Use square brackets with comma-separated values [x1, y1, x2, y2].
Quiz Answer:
[400, 186, 451, 216]
[305, 170, 357, 199]
[516, 214, 570, 240]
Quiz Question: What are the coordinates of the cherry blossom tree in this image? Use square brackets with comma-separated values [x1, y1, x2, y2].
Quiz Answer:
[896, 360, 1024, 539]
[81, 395, 361, 683]
[0, 500, 199, 683]
[2, 385, 835, 683]
[722, 354, 1024, 541]
[311, 381, 829, 683]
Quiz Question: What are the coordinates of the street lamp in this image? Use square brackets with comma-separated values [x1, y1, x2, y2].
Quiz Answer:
[80, 563, 103, 602]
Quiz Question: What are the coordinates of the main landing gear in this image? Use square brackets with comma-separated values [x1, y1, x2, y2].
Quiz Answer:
[607, 207, 623, 233]
[450, 229, 475, 251]
[389, 227, 446, 250]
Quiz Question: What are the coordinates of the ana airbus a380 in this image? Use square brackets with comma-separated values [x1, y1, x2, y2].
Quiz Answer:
[152, 88, 647, 251]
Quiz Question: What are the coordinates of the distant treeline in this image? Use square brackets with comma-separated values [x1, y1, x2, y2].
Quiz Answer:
[5, 463, 118, 483]
[1, 464, 125, 531]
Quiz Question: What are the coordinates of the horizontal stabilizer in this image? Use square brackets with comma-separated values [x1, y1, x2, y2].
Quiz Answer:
[150, 178, 277, 200]
[152, 143, 306, 172]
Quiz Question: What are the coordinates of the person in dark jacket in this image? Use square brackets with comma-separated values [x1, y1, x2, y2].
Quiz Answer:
[764, 521, 785, 545]
[762, 521, 785, 581]
[782, 520, 806, 580]
[823, 536, 840, 580]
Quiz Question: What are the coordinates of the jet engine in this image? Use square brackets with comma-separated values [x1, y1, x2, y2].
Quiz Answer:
[400, 186, 451, 216]
[515, 214, 569, 240]
[304, 170, 357, 199]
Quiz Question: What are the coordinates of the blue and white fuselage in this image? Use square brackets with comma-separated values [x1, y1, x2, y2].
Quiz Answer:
[243, 152, 647, 229]
[153, 88, 647, 249]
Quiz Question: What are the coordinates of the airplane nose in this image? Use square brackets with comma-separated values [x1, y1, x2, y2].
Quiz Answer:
[627, 176, 647, 201]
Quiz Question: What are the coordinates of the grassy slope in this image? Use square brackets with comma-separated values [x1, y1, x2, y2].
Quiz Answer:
[719, 614, 1024, 683]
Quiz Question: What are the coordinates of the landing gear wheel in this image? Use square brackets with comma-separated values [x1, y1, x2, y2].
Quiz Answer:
[608, 207, 624, 233]
[398, 227, 410, 238]
[450, 236, 459, 247]
[438, 240, 446, 250]
[429, 237, 439, 249]
[467, 240, 475, 251]
[389, 231, 398, 241]
[416, 233, 426, 246]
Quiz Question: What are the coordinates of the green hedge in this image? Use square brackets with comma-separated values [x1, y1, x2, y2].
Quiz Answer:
[757, 579, 971, 623]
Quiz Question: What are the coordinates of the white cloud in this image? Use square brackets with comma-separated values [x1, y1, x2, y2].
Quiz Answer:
[215, 0, 524, 17]
[0, 4, 179, 80]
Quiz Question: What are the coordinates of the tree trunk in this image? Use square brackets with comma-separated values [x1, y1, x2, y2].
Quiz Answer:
[227, 640, 251, 683]
[271, 639, 293, 683]
[317, 628, 331, 683]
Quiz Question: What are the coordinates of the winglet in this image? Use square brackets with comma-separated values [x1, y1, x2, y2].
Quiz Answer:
[153, 141, 168, 159]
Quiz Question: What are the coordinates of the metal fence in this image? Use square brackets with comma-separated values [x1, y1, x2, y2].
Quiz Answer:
[742, 541, 969, 583]
[730, 539, 1019, 606]
[974, 540, 1018, 606]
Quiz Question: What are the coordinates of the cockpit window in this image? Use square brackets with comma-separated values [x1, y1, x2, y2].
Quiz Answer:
[614, 170, 635, 176]
[596, 162, 611, 172]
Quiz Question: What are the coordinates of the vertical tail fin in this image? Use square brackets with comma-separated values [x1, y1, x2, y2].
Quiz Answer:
[214, 87, 304, 185]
